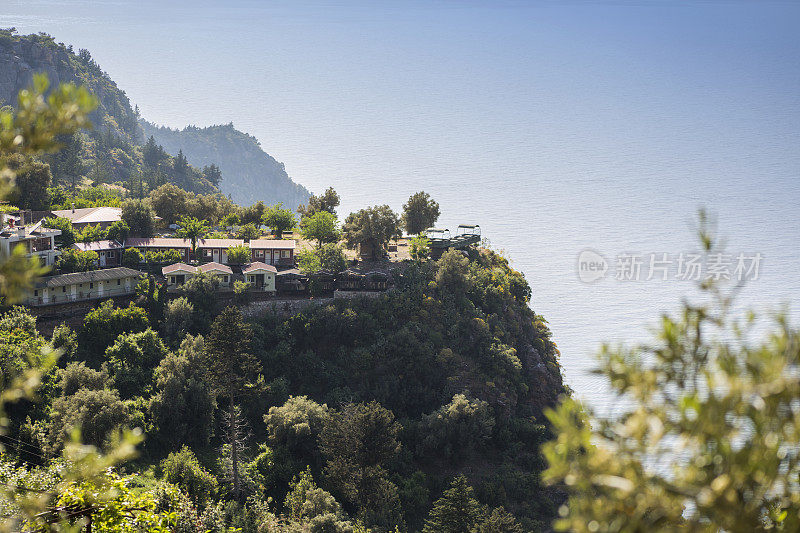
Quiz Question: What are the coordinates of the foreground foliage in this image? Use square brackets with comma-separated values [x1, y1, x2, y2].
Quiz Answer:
[543, 219, 800, 532]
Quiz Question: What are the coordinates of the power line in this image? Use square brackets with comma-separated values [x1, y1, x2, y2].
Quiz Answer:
[0, 435, 50, 462]
[0, 433, 49, 456]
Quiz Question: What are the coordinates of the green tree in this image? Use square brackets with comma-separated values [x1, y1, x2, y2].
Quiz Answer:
[343, 205, 401, 260]
[409, 234, 431, 262]
[105, 328, 169, 399]
[435, 249, 472, 295]
[148, 182, 188, 226]
[176, 216, 209, 258]
[264, 395, 330, 460]
[56, 247, 98, 273]
[300, 210, 341, 248]
[161, 445, 218, 507]
[298, 187, 341, 218]
[422, 475, 486, 533]
[263, 203, 297, 239]
[57, 361, 109, 395]
[202, 163, 222, 187]
[202, 307, 263, 501]
[474, 507, 523, 533]
[542, 219, 800, 532]
[178, 272, 219, 331]
[227, 244, 251, 264]
[162, 296, 194, 346]
[296, 243, 347, 275]
[121, 198, 156, 237]
[45, 387, 128, 454]
[237, 222, 262, 241]
[44, 216, 76, 247]
[418, 393, 495, 463]
[52, 132, 84, 190]
[402, 191, 440, 235]
[149, 335, 215, 451]
[77, 222, 107, 243]
[78, 301, 149, 367]
[5, 154, 52, 210]
[122, 246, 144, 267]
[106, 219, 130, 242]
[50, 323, 78, 362]
[320, 401, 403, 528]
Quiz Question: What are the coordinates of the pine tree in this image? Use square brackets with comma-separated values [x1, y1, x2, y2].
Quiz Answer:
[201, 307, 262, 501]
[422, 475, 486, 533]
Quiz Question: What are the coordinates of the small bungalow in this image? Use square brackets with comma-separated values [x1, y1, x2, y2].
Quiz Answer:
[162, 263, 196, 287]
[25, 267, 142, 306]
[125, 237, 192, 262]
[243, 262, 277, 293]
[197, 239, 244, 264]
[249, 239, 295, 266]
[72, 240, 123, 267]
[198, 261, 233, 286]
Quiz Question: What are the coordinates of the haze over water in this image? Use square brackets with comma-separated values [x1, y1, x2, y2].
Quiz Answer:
[5, 0, 800, 410]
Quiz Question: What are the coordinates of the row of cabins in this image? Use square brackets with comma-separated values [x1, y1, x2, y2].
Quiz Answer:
[23, 265, 392, 307]
[73, 237, 296, 267]
[25, 267, 142, 306]
[161, 265, 391, 294]
[163, 262, 279, 292]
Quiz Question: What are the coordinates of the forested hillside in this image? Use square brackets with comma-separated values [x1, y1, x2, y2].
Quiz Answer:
[2, 248, 566, 531]
[142, 122, 310, 208]
[0, 29, 308, 206]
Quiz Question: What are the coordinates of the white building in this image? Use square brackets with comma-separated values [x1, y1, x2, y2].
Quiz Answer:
[24, 267, 142, 306]
[0, 215, 61, 266]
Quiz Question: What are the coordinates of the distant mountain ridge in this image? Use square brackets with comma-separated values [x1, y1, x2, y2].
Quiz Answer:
[141, 122, 310, 208]
[0, 29, 309, 207]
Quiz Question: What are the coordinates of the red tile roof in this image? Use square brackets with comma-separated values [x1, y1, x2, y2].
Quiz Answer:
[162, 263, 195, 275]
[197, 238, 244, 248]
[198, 262, 232, 274]
[72, 240, 123, 252]
[243, 262, 278, 274]
[125, 237, 191, 248]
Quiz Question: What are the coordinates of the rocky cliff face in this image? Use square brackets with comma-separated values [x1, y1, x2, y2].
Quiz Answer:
[0, 31, 141, 141]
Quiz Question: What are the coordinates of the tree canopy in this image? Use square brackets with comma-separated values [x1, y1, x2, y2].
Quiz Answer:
[343, 205, 401, 260]
[402, 191, 440, 236]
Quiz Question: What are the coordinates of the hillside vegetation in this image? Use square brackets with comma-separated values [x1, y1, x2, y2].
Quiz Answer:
[0, 29, 309, 206]
[142, 122, 310, 208]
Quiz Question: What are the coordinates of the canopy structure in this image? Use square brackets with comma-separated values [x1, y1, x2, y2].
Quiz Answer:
[426, 224, 481, 251]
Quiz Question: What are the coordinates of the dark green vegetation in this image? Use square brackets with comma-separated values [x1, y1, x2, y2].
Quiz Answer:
[3, 247, 565, 531]
[0, 29, 308, 207]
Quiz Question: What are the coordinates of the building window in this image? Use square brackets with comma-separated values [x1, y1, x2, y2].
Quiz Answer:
[34, 290, 38, 296]
[108, 251, 115, 259]
[204, 249, 213, 258]
[90, 283, 93, 289]
[223, 275, 229, 282]
[282, 250, 290, 258]
[257, 250, 264, 257]
[62, 287, 66, 293]
[117, 279, 121, 285]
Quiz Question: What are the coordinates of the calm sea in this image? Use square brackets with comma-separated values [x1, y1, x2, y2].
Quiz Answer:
[4, 0, 800, 413]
